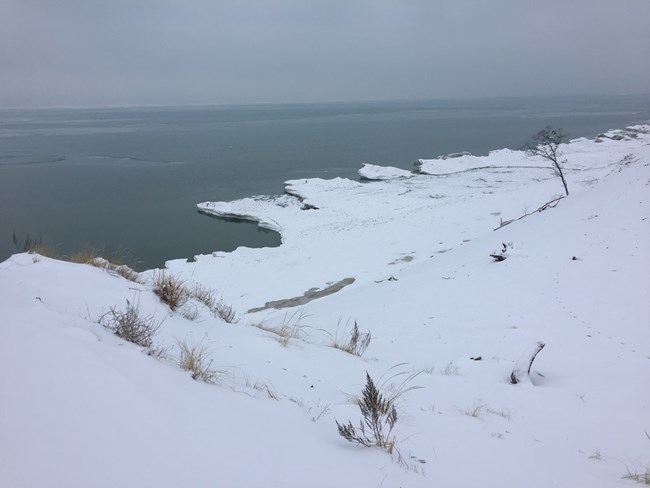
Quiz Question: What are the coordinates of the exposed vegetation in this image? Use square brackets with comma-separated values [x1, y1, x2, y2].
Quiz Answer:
[252, 381, 279, 400]
[67, 245, 101, 265]
[188, 283, 217, 310]
[99, 299, 162, 348]
[253, 310, 311, 346]
[332, 320, 372, 356]
[12, 233, 53, 257]
[336, 370, 420, 454]
[213, 300, 236, 323]
[176, 337, 221, 384]
[623, 466, 650, 485]
[153, 271, 188, 311]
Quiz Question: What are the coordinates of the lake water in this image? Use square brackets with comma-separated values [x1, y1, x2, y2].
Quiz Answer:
[1, 95, 649, 270]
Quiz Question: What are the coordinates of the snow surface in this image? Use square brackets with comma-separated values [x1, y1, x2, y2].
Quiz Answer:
[1, 125, 649, 487]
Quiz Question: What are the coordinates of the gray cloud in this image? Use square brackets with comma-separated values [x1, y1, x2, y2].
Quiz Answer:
[1, 0, 649, 107]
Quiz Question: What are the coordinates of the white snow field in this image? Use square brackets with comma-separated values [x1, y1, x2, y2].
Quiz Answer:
[1, 126, 649, 487]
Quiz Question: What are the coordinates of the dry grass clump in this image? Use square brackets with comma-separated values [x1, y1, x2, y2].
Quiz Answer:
[254, 310, 310, 346]
[176, 337, 221, 384]
[153, 271, 188, 310]
[179, 306, 200, 321]
[441, 362, 460, 376]
[463, 402, 486, 418]
[12, 233, 142, 282]
[421, 364, 435, 374]
[185, 283, 236, 322]
[68, 245, 101, 264]
[253, 381, 279, 400]
[213, 300, 236, 323]
[462, 402, 511, 421]
[12, 233, 55, 258]
[332, 320, 371, 356]
[588, 450, 603, 461]
[188, 283, 217, 310]
[623, 466, 650, 485]
[336, 369, 421, 454]
[99, 298, 162, 348]
[485, 406, 511, 420]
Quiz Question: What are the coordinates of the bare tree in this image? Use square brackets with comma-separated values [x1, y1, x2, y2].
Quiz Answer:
[526, 126, 570, 196]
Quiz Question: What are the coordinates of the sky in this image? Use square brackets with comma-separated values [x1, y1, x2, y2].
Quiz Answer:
[1, 0, 649, 108]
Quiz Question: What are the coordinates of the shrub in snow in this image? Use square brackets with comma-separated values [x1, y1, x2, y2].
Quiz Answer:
[153, 271, 188, 311]
[337, 372, 397, 451]
[99, 299, 162, 348]
[336, 371, 420, 453]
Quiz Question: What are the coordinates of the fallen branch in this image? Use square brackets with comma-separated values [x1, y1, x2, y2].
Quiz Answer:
[494, 196, 564, 230]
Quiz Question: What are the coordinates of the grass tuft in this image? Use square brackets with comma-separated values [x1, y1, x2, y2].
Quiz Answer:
[464, 402, 486, 418]
[213, 300, 236, 323]
[176, 337, 221, 384]
[441, 362, 460, 376]
[12, 233, 55, 258]
[188, 283, 218, 310]
[332, 320, 371, 356]
[623, 466, 650, 485]
[68, 245, 102, 265]
[253, 381, 279, 400]
[153, 271, 188, 310]
[254, 310, 311, 346]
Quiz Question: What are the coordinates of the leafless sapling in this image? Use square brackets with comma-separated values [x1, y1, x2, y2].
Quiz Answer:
[526, 126, 570, 196]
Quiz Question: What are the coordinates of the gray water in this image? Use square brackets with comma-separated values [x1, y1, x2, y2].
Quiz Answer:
[1, 95, 649, 270]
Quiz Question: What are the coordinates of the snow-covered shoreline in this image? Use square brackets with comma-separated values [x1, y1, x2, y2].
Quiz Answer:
[2, 125, 649, 487]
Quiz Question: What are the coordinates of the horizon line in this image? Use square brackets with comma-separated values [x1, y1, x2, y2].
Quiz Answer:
[2, 92, 650, 111]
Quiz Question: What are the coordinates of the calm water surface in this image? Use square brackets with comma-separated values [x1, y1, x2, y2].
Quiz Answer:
[1, 95, 649, 270]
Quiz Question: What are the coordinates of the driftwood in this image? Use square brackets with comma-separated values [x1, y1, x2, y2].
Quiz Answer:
[510, 341, 545, 385]
[494, 196, 564, 231]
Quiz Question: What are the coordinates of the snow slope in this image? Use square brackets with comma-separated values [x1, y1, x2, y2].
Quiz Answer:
[1, 126, 648, 487]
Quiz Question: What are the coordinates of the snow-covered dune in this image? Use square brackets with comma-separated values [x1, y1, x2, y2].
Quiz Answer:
[1, 126, 648, 487]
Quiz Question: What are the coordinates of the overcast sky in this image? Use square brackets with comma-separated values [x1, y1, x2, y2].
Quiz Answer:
[1, 0, 649, 108]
